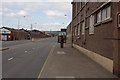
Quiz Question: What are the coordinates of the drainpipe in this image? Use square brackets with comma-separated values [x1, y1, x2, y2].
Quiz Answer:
[83, 0, 87, 45]
[71, 22, 73, 48]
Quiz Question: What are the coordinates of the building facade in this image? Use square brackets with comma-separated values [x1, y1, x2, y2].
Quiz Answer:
[0, 27, 48, 41]
[0, 28, 11, 41]
[68, 1, 120, 77]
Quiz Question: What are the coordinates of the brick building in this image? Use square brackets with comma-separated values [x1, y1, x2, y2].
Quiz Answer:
[67, 1, 120, 77]
[67, 22, 72, 41]
[0, 27, 48, 41]
[0, 27, 12, 41]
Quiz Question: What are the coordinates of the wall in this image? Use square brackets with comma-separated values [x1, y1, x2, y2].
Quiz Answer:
[72, 2, 114, 59]
[71, 2, 120, 75]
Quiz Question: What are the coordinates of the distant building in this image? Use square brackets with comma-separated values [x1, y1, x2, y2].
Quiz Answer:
[67, 1, 120, 77]
[43, 31, 60, 37]
[0, 27, 49, 41]
[0, 27, 11, 41]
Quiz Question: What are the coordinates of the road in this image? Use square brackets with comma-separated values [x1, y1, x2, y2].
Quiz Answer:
[2, 37, 57, 78]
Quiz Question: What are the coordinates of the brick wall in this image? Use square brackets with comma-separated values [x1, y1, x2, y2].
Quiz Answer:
[71, 2, 120, 76]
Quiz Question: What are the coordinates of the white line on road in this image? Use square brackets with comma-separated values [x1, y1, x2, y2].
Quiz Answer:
[32, 48, 35, 49]
[57, 51, 66, 55]
[25, 51, 28, 53]
[8, 57, 13, 61]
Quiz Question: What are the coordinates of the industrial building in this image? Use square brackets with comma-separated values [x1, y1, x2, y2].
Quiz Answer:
[0, 27, 49, 41]
[67, 1, 120, 77]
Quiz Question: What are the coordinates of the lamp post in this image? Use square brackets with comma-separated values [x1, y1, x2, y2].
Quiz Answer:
[30, 22, 37, 30]
[16, 15, 27, 40]
[64, 14, 73, 47]
[17, 15, 27, 30]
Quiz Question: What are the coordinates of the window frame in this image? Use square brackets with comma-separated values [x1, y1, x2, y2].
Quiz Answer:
[97, 6, 111, 23]
[75, 26, 77, 36]
[82, 21, 85, 35]
[106, 6, 111, 19]
[102, 8, 106, 21]
[97, 11, 101, 23]
[77, 24, 80, 35]
[89, 15, 94, 34]
[118, 14, 120, 28]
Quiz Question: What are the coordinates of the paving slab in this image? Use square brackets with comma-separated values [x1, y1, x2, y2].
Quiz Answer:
[40, 43, 117, 78]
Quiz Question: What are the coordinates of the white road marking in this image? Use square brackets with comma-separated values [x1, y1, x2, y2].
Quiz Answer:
[57, 51, 66, 54]
[32, 48, 35, 49]
[8, 57, 13, 61]
[25, 51, 28, 53]
[56, 76, 75, 78]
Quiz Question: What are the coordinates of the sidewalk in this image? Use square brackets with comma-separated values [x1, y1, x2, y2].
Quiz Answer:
[40, 42, 117, 78]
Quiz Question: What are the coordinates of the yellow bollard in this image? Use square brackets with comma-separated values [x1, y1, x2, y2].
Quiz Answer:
[32, 38, 34, 42]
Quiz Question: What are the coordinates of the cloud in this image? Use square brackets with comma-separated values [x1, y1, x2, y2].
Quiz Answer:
[3, 8, 12, 12]
[36, 22, 62, 31]
[5, 12, 16, 17]
[0, 12, 2, 18]
[3, 10, 28, 18]
[0, 12, 2, 16]
[2, 2, 72, 31]
[2, 2, 72, 12]
[17, 10, 27, 16]
[44, 10, 65, 19]
[43, 22, 61, 26]
[2, 0, 72, 2]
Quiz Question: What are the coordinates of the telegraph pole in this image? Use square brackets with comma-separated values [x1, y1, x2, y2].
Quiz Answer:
[31, 24, 33, 30]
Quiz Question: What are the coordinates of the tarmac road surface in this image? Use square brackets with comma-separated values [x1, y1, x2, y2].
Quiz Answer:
[2, 37, 57, 78]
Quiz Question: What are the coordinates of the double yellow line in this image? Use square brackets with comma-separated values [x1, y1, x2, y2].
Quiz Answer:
[36, 43, 56, 80]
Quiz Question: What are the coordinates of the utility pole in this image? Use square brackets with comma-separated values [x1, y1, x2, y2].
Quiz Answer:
[31, 24, 33, 30]
[17, 17, 20, 40]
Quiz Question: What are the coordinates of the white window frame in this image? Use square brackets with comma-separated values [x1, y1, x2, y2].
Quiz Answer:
[97, 11, 101, 23]
[106, 6, 111, 19]
[89, 15, 94, 34]
[78, 24, 80, 35]
[75, 26, 77, 36]
[118, 14, 120, 27]
[82, 21, 85, 35]
[102, 8, 106, 21]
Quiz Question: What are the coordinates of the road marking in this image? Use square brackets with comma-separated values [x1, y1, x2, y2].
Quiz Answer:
[32, 48, 35, 49]
[25, 51, 28, 53]
[8, 57, 13, 61]
[36, 43, 56, 80]
[57, 51, 66, 54]
[56, 76, 75, 78]
[56, 76, 75, 80]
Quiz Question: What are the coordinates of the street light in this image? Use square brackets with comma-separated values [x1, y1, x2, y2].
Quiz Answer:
[30, 23, 37, 30]
[17, 15, 27, 30]
[16, 15, 26, 40]
[64, 14, 73, 47]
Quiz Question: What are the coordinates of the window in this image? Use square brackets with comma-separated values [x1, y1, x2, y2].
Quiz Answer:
[89, 15, 94, 34]
[75, 26, 77, 36]
[78, 24, 80, 35]
[102, 9, 106, 21]
[97, 11, 101, 22]
[97, 6, 111, 22]
[1, 35, 7, 40]
[82, 21, 85, 35]
[118, 14, 120, 27]
[106, 6, 111, 18]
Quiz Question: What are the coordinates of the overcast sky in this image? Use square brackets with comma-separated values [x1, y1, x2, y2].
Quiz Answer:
[1, 0, 72, 31]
